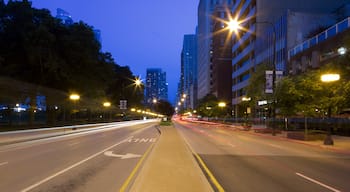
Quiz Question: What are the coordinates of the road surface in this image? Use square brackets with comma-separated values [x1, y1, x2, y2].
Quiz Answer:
[0, 120, 159, 192]
[175, 120, 350, 192]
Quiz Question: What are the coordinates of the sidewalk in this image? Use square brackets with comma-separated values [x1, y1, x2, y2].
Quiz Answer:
[195, 121, 350, 153]
[129, 125, 213, 192]
[238, 124, 350, 153]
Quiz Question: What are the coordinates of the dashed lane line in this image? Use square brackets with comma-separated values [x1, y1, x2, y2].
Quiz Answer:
[20, 136, 133, 192]
[296, 172, 341, 192]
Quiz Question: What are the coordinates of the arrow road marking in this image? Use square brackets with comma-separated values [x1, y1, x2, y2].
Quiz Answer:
[21, 136, 133, 192]
[104, 151, 141, 159]
[0, 162, 8, 166]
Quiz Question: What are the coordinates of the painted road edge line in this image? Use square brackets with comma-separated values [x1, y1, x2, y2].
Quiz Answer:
[193, 152, 225, 192]
[179, 130, 224, 192]
[20, 136, 133, 192]
[119, 142, 155, 192]
[295, 172, 341, 192]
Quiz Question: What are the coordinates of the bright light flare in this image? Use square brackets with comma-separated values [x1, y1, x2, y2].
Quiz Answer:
[103, 102, 111, 107]
[218, 102, 226, 108]
[321, 74, 340, 82]
[69, 94, 80, 101]
[228, 19, 240, 32]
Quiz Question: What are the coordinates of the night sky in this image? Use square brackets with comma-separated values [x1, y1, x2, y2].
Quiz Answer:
[30, 0, 199, 104]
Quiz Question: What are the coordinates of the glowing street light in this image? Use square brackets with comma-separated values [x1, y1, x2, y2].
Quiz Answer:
[337, 47, 347, 55]
[320, 73, 340, 145]
[103, 102, 111, 107]
[218, 102, 227, 108]
[321, 74, 340, 82]
[69, 94, 80, 101]
[134, 76, 143, 87]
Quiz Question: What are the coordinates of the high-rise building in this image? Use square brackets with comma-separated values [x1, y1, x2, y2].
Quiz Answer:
[197, 0, 218, 100]
[211, 4, 233, 103]
[56, 8, 102, 44]
[229, 0, 350, 117]
[56, 8, 73, 25]
[145, 68, 168, 105]
[289, 17, 350, 75]
[179, 34, 198, 109]
[197, 0, 233, 101]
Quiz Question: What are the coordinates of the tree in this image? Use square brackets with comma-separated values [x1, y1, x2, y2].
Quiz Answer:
[154, 100, 174, 117]
[196, 94, 225, 117]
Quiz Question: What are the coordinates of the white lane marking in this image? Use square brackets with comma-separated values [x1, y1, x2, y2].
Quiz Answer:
[68, 142, 80, 146]
[20, 136, 133, 192]
[228, 143, 236, 147]
[0, 122, 141, 153]
[296, 172, 341, 192]
[0, 162, 8, 166]
[268, 143, 283, 149]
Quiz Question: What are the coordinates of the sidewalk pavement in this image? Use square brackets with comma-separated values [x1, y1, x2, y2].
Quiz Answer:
[192, 120, 350, 153]
[232, 123, 350, 153]
[130, 125, 213, 192]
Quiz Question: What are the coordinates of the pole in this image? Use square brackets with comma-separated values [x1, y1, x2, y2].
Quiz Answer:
[272, 23, 276, 136]
[257, 21, 277, 135]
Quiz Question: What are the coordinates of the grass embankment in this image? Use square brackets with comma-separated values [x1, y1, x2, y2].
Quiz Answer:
[160, 121, 172, 126]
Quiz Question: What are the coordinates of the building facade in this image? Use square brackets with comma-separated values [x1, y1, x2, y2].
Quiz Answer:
[197, 0, 234, 103]
[56, 8, 73, 25]
[211, 4, 233, 103]
[289, 17, 350, 75]
[145, 68, 168, 105]
[230, 0, 350, 117]
[179, 34, 198, 109]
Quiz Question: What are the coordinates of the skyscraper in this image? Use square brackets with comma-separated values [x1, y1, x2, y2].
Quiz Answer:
[56, 8, 102, 44]
[197, 0, 234, 102]
[145, 68, 168, 105]
[56, 8, 73, 25]
[180, 34, 198, 109]
[229, 0, 350, 117]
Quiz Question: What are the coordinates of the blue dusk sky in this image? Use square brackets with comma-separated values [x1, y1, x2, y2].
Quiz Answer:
[30, 0, 199, 104]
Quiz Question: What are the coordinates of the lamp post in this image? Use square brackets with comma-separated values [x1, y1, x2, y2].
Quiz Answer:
[69, 94, 80, 123]
[103, 102, 111, 122]
[321, 73, 340, 145]
[228, 18, 277, 135]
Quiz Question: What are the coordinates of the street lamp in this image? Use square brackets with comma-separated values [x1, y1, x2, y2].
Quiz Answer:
[218, 102, 226, 108]
[321, 73, 340, 145]
[134, 76, 143, 87]
[103, 102, 111, 122]
[69, 94, 80, 101]
[228, 17, 277, 134]
[69, 94, 80, 122]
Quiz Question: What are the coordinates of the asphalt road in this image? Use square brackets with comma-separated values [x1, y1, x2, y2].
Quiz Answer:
[0, 120, 159, 192]
[175, 120, 350, 192]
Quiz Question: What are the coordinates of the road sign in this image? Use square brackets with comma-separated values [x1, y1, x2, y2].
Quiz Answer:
[120, 100, 127, 109]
